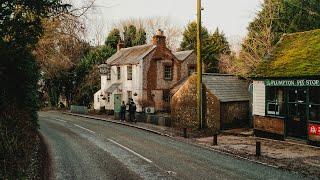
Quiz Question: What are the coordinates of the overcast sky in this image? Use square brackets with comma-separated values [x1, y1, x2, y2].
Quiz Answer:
[82, 0, 263, 48]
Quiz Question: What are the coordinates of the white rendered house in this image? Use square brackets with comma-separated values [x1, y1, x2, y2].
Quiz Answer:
[94, 30, 196, 113]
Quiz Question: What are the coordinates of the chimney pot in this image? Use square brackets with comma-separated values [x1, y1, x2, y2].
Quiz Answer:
[117, 40, 125, 51]
[153, 29, 166, 47]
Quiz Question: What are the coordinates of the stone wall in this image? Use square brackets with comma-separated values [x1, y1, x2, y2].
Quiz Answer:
[171, 74, 220, 135]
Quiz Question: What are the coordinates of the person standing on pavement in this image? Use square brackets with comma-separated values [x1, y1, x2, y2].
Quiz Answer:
[120, 101, 126, 122]
[129, 99, 137, 123]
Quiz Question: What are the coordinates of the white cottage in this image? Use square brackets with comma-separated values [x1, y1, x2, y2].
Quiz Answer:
[94, 30, 196, 115]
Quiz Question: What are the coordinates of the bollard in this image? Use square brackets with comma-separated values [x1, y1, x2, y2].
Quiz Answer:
[256, 141, 261, 157]
[183, 128, 187, 138]
[213, 134, 218, 146]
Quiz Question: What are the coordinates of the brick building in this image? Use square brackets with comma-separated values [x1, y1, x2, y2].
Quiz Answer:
[94, 30, 196, 114]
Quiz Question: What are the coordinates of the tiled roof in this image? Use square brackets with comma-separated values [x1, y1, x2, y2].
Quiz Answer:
[107, 44, 156, 66]
[203, 74, 250, 102]
[253, 29, 320, 78]
[173, 50, 194, 61]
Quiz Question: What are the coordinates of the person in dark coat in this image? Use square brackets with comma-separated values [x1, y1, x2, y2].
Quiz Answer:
[128, 99, 137, 123]
[120, 101, 126, 122]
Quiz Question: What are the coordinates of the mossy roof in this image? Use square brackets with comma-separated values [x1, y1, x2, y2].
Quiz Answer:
[253, 29, 320, 78]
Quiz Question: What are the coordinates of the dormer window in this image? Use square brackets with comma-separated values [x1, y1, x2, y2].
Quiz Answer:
[164, 65, 172, 80]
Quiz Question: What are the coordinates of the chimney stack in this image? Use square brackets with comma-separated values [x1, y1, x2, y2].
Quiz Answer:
[152, 29, 166, 47]
[117, 40, 125, 51]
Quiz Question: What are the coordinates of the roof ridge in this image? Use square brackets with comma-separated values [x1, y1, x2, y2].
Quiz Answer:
[120, 43, 154, 50]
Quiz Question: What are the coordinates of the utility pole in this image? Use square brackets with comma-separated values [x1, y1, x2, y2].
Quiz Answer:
[196, 0, 203, 130]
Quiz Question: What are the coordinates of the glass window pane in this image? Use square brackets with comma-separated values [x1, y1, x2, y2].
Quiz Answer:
[288, 103, 297, 116]
[309, 105, 320, 122]
[310, 88, 320, 104]
[266, 87, 276, 101]
[297, 89, 307, 103]
[297, 104, 306, 117]
[288, 89, 297, 103]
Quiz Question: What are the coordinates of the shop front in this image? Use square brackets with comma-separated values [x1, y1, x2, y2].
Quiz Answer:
[263, 79, 320, 141]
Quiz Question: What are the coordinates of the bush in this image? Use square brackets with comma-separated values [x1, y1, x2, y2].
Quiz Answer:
[0, 42, 40, 178]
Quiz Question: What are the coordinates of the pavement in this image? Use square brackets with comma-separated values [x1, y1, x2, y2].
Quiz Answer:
[39, 111, 312, 180]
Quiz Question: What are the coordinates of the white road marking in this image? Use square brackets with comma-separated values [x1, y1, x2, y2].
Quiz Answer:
[108, 138, 152, 163]
[54, 118, 67, 123]
[73, 124, 95, 134]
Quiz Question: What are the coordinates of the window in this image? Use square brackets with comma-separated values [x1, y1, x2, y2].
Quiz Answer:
[107, 93, 110, 103]
[266, 87, 285, 116]
[288, 88, 307, 118]
[188, 66, 196, 76]
[107, 67, 111, 80]
[309, 88, 320, 122]
[164, 65, 172, 80]
[127, 91, 132, 103]
[163, 90, 171, 103]
[117, 67, 121, 80]
[127, 66, 132, 80]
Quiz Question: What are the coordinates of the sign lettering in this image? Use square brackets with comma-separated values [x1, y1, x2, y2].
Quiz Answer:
[309, 124, 320, 136]
[265, 79, 320, 87]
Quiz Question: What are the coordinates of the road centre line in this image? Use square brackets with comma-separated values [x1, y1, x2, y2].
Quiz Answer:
[53, 118, 67, 123]
[108, 138, 153, 163]
[73, 124, 95, 134]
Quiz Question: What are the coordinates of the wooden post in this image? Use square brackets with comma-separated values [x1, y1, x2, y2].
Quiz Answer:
[213, 134, 218, 145]
[196, 0, 203, 130]
[256, 141, 261, 157]
[183, 128, 187, 138]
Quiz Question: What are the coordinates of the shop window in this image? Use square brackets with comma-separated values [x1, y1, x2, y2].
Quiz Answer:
[163, 90, 171, 103]
[164, 65, 172, 80]
[127, 66, 132, 80]
[117, 67, 121, 80]
[266, 87, 285, 116]
[107, 67, 111, 80]
[288, 89, 307, 118]
[309, 88, 320, 122]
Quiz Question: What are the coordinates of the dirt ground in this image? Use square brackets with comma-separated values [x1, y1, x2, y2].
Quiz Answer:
[197, 135, 320, 178]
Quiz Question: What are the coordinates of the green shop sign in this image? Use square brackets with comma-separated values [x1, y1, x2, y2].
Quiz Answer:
[265, 79, 320, 87]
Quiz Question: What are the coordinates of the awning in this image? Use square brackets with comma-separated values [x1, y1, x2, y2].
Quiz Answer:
[105, 83, 121, 93]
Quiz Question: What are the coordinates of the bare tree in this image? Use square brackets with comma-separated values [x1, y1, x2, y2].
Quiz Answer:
[110, 16, 182, 50]
[238, 0, 281, 75]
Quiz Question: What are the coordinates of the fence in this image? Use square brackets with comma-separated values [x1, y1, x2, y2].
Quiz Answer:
[70, 105, 88, 114]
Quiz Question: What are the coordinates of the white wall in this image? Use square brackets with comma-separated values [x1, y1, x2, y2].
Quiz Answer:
[253, 80, 266, 116]
[93, 90, 101, 110]
[94, 63, 144, 112]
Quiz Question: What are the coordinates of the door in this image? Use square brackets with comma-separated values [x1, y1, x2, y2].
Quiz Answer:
[286, 88, 307, 139]
[114, 94, 122, 113]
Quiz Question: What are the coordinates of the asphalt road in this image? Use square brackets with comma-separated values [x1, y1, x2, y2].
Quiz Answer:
[39, 111, 309, 180]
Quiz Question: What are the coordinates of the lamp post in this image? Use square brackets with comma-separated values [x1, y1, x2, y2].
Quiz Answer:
[197, 0, 203, 130]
